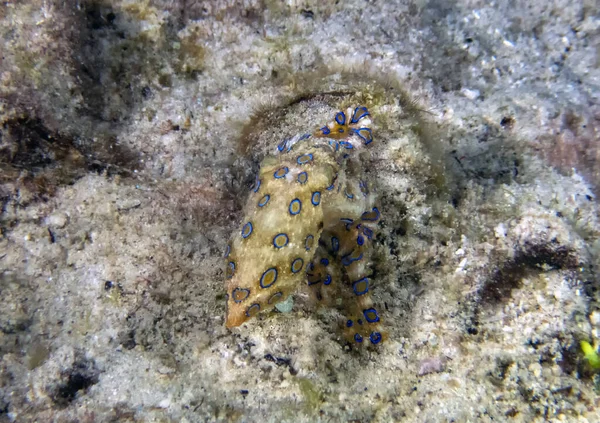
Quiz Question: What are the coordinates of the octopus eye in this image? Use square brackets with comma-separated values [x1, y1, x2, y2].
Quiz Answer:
[320, 126, 331, 135]
[340, 218, 353, 230]
[346, 320, 354, 328]
[323, 274, 332, 285]
[307, 272, 321, 286]
[331, 237, 340, 253]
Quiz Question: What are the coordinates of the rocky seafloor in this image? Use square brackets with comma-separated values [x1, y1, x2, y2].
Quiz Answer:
[1, 1, 599, 422]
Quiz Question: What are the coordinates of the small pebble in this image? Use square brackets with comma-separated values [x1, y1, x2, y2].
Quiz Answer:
[418, 357, 445, 375]
[275, 295, 294, 313]
[46, 213, 68, 228]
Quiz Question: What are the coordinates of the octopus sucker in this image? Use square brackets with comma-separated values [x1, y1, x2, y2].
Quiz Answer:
[224, 106, 383, 346]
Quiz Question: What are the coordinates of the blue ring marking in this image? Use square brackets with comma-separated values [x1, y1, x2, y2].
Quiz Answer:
[338, 128, 345, 134]
[358, 319, 363, 325]
[232, 287, 250, 303]
[300, 133, 311, 140]
[241, 222, 253, 238]
[363, 308, 380, 323]
[258, 194, 270, 207]
[274, 167, 289, 179]
[260, 268, 278, 288]
[305, 234, 314, 251]
[345, 190, 354, 200]
[224, 244, 231, 258]
[226, 261, 235, 279]
[277, 138, 288, 152]
[297, 172, 308, 184]
[328, 140, 339, 151]
[253, 178, 261, 193]
[351, 106, 369, 124]
[361, 207, 380, 222]
[323, 274, 332, 285]
[331, 237, 339, 252]
[342, 252, 363, 266]
[354, 333, 363, 343]
[354, 127, 373, 145]
[320, 126, 331, 135]
[268, 292, 283, 304]
[273, 233, 289, 248]
[352, 277, 369, 296]
[246, 303, 260, 317]
[308, 263, 314, 272]
[339, 141, 354, 149]
[370, 332, 382, 344]
[357, 235, 365, 246]
[289, 198, 302, 215]
[297, 153, 313, 165]
[311, 192, 321, 206]
[346, 319, 354, 328]
[291, 258, 304, 273]
[335, 111, 346, 125]
[320, 258, 329, 266]
[363, 227, 374, 239]
[326, 182, 336, 191]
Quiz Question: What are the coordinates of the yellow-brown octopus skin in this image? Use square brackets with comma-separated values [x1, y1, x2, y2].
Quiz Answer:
[224, 106, 383, 345]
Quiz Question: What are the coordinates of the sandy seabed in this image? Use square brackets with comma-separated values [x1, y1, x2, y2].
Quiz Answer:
[1, 1, 599, 422]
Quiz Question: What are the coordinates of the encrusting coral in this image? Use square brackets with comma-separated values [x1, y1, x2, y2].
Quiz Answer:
[224, 107, 384, 345]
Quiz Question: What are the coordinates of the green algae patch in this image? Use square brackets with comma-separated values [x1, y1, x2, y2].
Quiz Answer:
[581, 341, 600, 370]
[297, 377, 323, 412]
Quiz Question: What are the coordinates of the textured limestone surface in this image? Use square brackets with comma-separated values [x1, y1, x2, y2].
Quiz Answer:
[1, 1, 600, 422]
